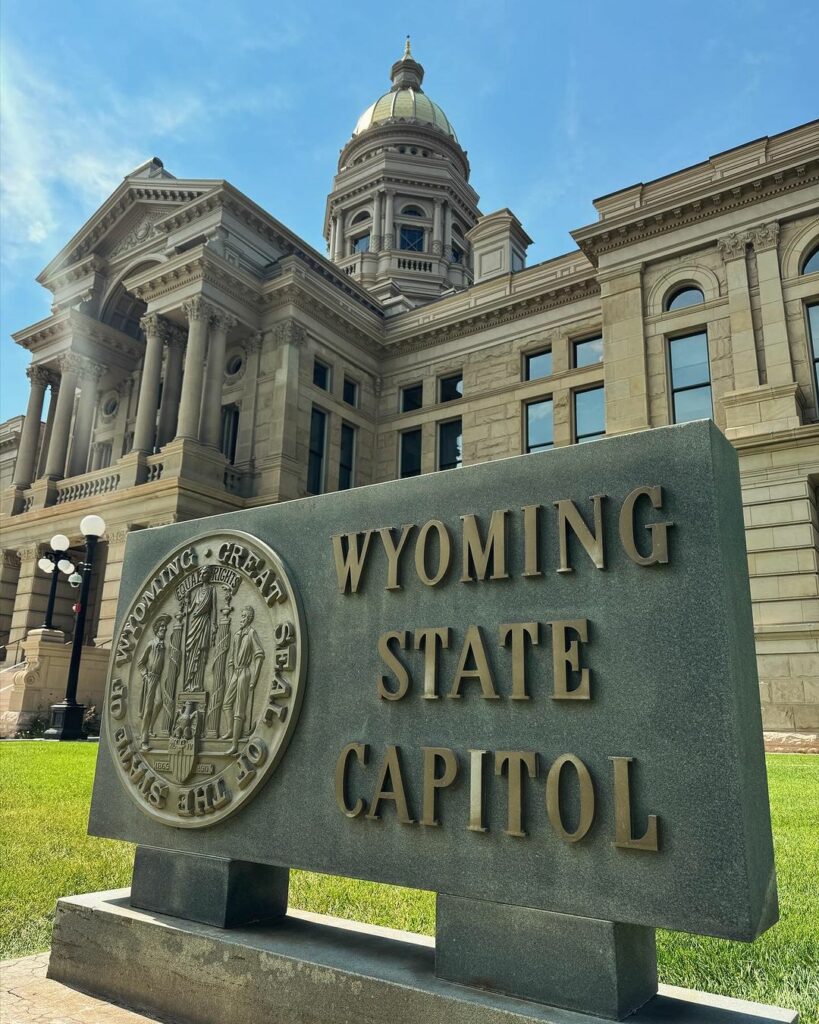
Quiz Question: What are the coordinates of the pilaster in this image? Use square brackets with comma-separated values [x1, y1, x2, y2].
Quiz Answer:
[752, 222, 797, 389]
[717, 231, 760, 391]
[599, 267, 650, 435]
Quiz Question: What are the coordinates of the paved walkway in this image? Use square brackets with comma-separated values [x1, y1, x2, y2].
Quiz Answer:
[1, 955, 161, 1024]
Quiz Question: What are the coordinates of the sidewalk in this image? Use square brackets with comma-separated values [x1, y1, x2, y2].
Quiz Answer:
[1, 954, 160, 1024]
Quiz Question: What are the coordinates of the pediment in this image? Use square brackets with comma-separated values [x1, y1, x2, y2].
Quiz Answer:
[37, 162, 219, 290]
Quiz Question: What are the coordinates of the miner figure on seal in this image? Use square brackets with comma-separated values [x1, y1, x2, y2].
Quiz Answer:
[221, 605, 265, 754]
[137, 614, 171, 749]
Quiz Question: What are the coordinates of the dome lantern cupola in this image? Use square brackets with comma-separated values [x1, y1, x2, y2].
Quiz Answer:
[390, 37, 424, 91]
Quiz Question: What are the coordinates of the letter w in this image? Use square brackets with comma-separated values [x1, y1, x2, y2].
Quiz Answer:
[332, 531, 373, 593]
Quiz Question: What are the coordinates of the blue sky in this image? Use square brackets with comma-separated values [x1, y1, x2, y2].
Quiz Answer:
[1, 0, 817, 420]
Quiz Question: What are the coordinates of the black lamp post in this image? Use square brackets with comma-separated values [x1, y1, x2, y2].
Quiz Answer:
[44, 514, 106, 741]
[36, 534, 74, 631]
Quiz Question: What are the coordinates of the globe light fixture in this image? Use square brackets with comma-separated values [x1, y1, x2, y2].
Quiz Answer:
[38, 556, 55, 574]
[80, 515, 106, 538]
[58, 558, 74, 574]
[51, 533, 70, 551]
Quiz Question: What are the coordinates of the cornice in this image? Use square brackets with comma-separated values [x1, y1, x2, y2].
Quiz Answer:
[572, 159, 819, 265]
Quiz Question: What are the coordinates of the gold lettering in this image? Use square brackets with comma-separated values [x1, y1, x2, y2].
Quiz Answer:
[421, 747, 458, 827]
[545, 754, 595, 842]
[378, 525, 414, 590]
[335, 742, 368, 817]
[414, 627, 449, 700]
[499, 622, 539, 700]
[460, 510, 510, 582]
[554, 495, 606, 573]
[495, 751, 537, 837]
[549, 619, 591, 700]
[619, 486, 672, 566]
[414, 520, 451, 586]
[332, 531, 374, 594]
[610, 756, 659, 851]
[366, 746, 414, 824]
[468, 749, 487, 832]
[449, 625, 499, 700]
[377, 631, 410, 700]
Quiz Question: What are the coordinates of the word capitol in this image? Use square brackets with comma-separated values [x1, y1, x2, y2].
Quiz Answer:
[332, 485, 672, 850]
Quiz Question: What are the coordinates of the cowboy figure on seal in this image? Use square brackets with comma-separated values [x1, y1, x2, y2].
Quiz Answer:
[221, 605, 266, 754]
[138, 613, 171, 750]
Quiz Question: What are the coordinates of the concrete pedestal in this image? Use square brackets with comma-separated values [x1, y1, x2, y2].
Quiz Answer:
[48, 891, 798, 1024]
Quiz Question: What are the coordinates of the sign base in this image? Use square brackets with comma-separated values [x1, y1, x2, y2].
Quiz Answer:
[48, 891, 797, 1024]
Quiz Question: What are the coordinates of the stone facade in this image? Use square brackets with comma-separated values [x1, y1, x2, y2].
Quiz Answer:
[1, 45, 817, 744]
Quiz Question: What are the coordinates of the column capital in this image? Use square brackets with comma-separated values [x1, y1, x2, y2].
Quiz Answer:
[717, 231, 752, 262]
[76, 358, 106, 383]
[750, 222, 780, 253]
[210, 310, 238, 332]
[181, 296, 214, 322]
[165, 323, 187, 348]
[139, 313, 171, 341]
[245, 331, 264, 354]
[271, 320, 306, 349]
[26, 364, 51, 388]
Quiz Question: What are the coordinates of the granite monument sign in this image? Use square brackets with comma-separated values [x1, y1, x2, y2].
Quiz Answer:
[49, 421, 785, 1023]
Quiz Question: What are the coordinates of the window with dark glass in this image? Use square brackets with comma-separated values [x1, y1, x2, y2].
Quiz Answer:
[669, 331, 712, 423]
[399, 226, 424, 252]
[665, 287, 705, 312]
[352, 234, 370, 253]
[803, 246, 819, 275]
[439, 372, 463, 403]
[400, 428, 422, 478]
[526, 399, 553, 453]
[573, 386, 605, 443]
[807, 303, 819, 401]
[572, 335, 603, 368]
[307, 407, 327, 493]
[343, 377, 358, 407]
[351, 210, 370, 225]
[438, 418, 462, 470]
[402, 206, 424, 217]
[525, 349, 551, 380]
[450, 245, 463, 264]
[339, 422, 356, 490]
[313, 359, 330, 391]
[401, 382, 423, 412]
[219, 404, 240, 465]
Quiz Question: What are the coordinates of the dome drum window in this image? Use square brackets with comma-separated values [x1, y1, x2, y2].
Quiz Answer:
[802, 245, 819, 276]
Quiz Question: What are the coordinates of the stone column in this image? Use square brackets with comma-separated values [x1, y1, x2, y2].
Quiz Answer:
[44, 355, 80, 479]
[176, 298, 212, 441]
[132, 314, 168, 454]
[35, 378, 59, 479]
[717, 232, 759, 391]
[334, 212, 345, 260]
[752, 223, 795, 387]
[13, 366, 50, 488]
[235, 332, 262, 467]
[156, 327, 186, 447]
[68, 360, 104, 478]
[201, 311, 237, 449]
[328, 217, 335, 258]
[383, 192, 395, 251]
[432, 199, 443, 257]
[372, 192, 383, 252]
[443, 202, 453, 259]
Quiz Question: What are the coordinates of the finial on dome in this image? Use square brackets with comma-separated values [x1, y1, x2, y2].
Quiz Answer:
[391, 36, 424, 92]
[403, 35, 412, 59]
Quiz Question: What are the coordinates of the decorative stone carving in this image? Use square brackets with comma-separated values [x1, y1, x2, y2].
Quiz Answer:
[104, 530, 306, 827]
[717, 232, 752, 262]
[271, 320, 306, 349]
[139, 314, 172, 342]
[211, 310, 239, 332]
[750, 222, 780, 253]
[165, 323, 187, 349]
[108, 211, 165, 259]
[245, 331, 263, 354]
[26, 364, 51, 387]
[181, 296, 214, 322]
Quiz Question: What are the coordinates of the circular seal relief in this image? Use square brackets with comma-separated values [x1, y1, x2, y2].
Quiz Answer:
[105, 530, 306, 828]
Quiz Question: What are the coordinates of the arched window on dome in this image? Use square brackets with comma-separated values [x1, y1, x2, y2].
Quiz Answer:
[401, 205, 425, 218]
[665, 286, 705, 312]
[351, 210, 370, 225]
[802, 244, 819, 276]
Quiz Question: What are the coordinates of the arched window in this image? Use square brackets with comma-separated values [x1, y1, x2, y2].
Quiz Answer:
[351, 210, 370, 225]
[665, 286, 705, 312]
[401, 205, 425, 218]
[802, 245, 819, 275]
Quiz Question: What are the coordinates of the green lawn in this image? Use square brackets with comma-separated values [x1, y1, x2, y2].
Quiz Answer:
[1, 744, 817, 1022]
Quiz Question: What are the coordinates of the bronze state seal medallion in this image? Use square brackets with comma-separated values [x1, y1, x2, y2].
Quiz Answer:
[105, 530, 306, 827]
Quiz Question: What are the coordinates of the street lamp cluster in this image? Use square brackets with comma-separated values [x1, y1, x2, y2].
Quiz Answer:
[39, 514, 107, 741]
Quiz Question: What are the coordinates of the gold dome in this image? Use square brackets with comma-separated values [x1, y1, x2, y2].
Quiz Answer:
[352, 39, 458, 141]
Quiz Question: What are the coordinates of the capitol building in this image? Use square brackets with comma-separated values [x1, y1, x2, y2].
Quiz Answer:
[1, 42, 817, 744]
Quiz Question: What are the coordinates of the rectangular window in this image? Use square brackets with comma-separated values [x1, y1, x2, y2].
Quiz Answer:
[524, 349, 552, 380]
[439, 372, 463, 403]
[526, 398, 553, 453]
[339, 422, 356, 490]
[219, 404, 240, 465]
[573, 335, 603, 368]
[399, 226, 424, 252]
[669, 331, 712, 423]
[808, 303, 819, 400]
[307, 407, 327, 493]
[313, 359, 330, 391]
[438, 418, 462, 470]
[401, 382, 423, 412]
[400, 427, 422, 478]
[343, 377, 358, 407]
[574, 386, 605, 443]
[352, 234, 370, 253]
